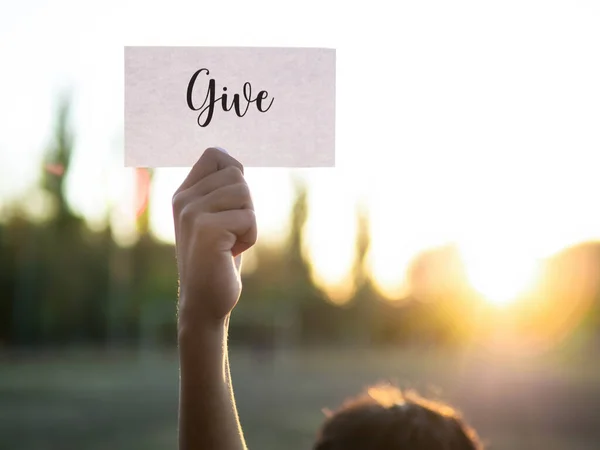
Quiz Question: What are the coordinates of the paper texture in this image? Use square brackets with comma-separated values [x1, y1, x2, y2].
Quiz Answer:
[124, 46, 336, 167]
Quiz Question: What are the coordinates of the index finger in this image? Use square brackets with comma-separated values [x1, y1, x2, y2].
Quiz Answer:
[176, 147, 244, 194]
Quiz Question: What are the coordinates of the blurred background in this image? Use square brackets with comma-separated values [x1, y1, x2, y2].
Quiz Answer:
[1, 1, 600, 449]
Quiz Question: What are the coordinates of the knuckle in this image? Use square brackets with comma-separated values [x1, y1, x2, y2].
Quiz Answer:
[172, 192, 186, 212]
[240, 183, 253, 207]
[242, 208, 257, 228]
[241, 207, 255, 219]
[179, 203, 198, 223]
[235, 181, 250, 196]
[224, 165, 244, 182]
[243, 211, 258, 245]
[232, 182, 252, 208]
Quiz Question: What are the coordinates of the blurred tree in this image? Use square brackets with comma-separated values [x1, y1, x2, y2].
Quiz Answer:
[344, 201, 377, 345]
[233, 175, 329, 347]
[130, 168, 180, 348]
[41, 96, 75, 226]
[2, 95, 600, 352]
[285, 176, 332, 344]
[404, 244, 481, 346]
[352, 202, 371, 291]
[519, 241, 600, 350]
[1, 214, 39, 346]
[38, 96, 111, 344]
[5, 96, 115, 346]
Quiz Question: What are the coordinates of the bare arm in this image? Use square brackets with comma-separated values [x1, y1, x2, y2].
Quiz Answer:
[178, 318, 246, 450]
[174, 148, 256, 450]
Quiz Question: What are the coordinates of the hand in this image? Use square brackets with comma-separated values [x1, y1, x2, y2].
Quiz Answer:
[172, 148, 257, 332]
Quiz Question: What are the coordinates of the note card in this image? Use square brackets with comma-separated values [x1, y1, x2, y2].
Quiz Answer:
[124, 46, 336, 167]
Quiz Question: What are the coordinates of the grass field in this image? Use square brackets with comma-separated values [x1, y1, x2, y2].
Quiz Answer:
[1, 346, 599, 450]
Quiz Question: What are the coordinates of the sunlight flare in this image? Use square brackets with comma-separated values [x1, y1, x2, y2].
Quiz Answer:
[459, 242, 542, 307]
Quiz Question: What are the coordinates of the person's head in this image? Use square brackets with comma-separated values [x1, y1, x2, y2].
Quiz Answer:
[313, 384, 483, 450]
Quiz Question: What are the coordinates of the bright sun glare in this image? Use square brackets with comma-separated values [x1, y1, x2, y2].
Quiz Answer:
[459, 244, 541, 307]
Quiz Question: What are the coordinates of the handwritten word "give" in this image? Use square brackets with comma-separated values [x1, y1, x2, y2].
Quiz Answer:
[186, 68, 275, 128]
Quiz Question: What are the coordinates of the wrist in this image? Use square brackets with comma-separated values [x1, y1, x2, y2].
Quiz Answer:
[177, 288, 233, 327]
[178, 320, 226, 347]
[178, 325, 227, 379]
[177, 308, 229, 353]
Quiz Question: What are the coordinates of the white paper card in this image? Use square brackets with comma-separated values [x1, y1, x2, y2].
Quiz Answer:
[124, 46, 336, 167]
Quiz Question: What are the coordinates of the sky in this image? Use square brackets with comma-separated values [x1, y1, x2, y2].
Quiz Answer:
[1, 0, 600, 302]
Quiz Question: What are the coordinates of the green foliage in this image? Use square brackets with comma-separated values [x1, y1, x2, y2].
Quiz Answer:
[0, 98, 176, 347]
[1, 97, 600, 349]
[42, 96, 74, 224]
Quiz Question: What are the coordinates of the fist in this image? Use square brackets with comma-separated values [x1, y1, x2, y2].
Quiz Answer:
[172, 148, 257, 330]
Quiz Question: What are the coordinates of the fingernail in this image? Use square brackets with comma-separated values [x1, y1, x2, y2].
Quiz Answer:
[214, 146, 229, 155]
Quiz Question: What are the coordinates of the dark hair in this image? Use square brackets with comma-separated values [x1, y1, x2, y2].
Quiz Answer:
[313, 384, 483, 450]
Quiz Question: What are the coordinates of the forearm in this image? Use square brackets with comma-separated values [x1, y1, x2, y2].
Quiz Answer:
[178, 316, 247, 450]
[174, 148, 255, 450]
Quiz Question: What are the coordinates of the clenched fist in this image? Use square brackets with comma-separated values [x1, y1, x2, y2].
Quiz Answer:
[172, 148, 257, 333]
